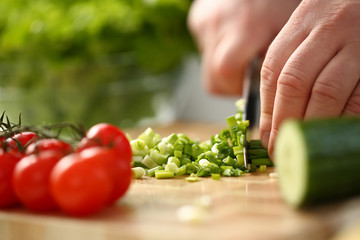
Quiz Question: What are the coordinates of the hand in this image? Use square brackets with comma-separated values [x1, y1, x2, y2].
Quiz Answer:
[188, 0, 300, 95]
[260, 0, 360, 158]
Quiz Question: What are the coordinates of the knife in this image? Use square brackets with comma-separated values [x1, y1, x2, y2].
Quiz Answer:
[242, 59, 262, 170]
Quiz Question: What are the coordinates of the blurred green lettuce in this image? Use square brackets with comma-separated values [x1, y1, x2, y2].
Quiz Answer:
[0, 0, 195, 128]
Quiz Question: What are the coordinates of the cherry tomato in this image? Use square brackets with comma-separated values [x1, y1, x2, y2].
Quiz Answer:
[0, 136, 5, 144]
[5, 132, 38, 153]
[80, 147, 132, 205]
[75, 137, 99, 152]
[50, 152, 113, 216]
[26, 139, 73, 156]
[76, 123, 132, 163]
[12, 151, 63, 211]
[0, 149, 22, 208]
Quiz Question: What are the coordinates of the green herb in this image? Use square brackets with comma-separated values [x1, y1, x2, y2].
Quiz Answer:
[129, 98, 272, 181]
[211, 173, 221, 180]
[132, 167, 146, 179]
[155, 170, 174, 179]
[186, 173, 199, 182]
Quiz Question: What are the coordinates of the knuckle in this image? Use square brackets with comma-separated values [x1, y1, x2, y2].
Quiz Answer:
[188, 3, 222, 34]
[277, 71, 308, 98]
[212, 53, 239, 82]
[260, 64, 278, 88]
[311, 80, 342, 104]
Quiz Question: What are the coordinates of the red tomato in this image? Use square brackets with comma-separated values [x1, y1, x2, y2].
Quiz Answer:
[80, 147, 132, 205]
[5, 132, 38, 153]
[76, 123, 132, 163]
[12, 151, 63, 211]
[26, 139, 73, 156]
[0, 136, 5, 144]
[50, 152, 113, 216]
[0, 149, 22, 208]
[75, 137, 99, 152]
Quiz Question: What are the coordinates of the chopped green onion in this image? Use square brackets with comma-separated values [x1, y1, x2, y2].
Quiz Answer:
[132, 167, 146, 179]
[130, 98, 271, 180]
[181, 157, 191, 166]
[251, 158, 273, 166]
[186, 163, 197, 174]
[233, 169, 243, 177]
[184, 144, 192, 156]
[237, 132, 245, 146]
[211, 143, 220, 154]
[242, 120, 250, 127]
[138, 127, 161, 148]
[148, 166, 164, 177]
[149, 149, 168, 165]
[249, 163, 258, 172]
[167, 156, 180, 167]
[130, 139, 149, 156]
[174, 150, 182, 159]
[237, 124, 247, 134]
[220, 165, 233, 173]
[177, 133, 191, 144]
[222, 168, 233, 177]
[233, 146, 244, 156]
[226, 116, 237, 129]
[191, 144, 203, 159]
[222, 156, 236, 166]
[235, 98, 245, 111]
[248, 139, 264, 149]
[211, 173, 221, 180]
[197, 168, 210, 177]
[165, 162, 179, 173]
[165, 133, 178, 145]
[132, 155, 143, 163]
[203, 151, 217, 163]
[155, 170, 174, 179]
[141, 155, 158, 169]
[174, 142, 184, 152]
[236, 154, 245, 166]
[157, 141, 174, 156]
[186, 173, 199, 182]
[176, 165, 187, 176]
[259, 165, 267, 173]
[199, 159, 210, 167]
[248, 149, 269, 159]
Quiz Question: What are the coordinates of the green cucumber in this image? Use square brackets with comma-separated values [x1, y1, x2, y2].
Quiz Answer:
[275, 117, 360, 208]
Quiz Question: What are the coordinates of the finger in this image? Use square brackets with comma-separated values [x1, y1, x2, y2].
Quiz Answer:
[343, 79, 360, 115]
[267, 29, 340, 157]
[204, 32, 258, 95]
[305, 46, 360, 118]
[199, 25, 227, 93]
[211, 35, 252, 95]
[260, 22, 308, 149]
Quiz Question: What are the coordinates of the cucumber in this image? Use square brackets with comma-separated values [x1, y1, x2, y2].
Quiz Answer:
[275, 117, 360, 208]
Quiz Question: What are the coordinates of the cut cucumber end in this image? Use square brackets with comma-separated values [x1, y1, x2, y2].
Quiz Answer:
[275, 120, 308, 207]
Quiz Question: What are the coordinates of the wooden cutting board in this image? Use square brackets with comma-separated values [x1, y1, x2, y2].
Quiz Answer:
[0, 122, 358, 240]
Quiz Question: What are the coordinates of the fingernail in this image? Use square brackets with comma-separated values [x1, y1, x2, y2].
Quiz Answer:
[261, 131, 270, 149]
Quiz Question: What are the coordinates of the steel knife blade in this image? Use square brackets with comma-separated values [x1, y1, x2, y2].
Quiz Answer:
[242, 59, 262, 170]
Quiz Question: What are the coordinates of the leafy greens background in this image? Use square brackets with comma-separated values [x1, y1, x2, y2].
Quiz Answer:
[0, 0, 195, 128]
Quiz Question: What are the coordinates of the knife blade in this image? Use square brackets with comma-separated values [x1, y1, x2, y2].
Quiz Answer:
[242, 59, 262, 170]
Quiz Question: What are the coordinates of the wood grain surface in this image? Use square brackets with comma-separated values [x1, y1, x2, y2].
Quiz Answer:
[0, 122, 359, 240]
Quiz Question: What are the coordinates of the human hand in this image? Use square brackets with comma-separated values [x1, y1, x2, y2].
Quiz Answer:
[188, 0, 300, 95]
[260, 0, 360, 158]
